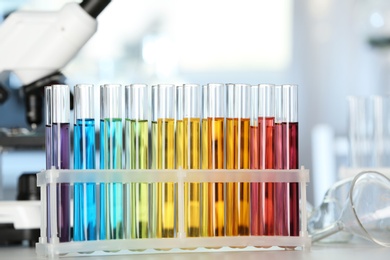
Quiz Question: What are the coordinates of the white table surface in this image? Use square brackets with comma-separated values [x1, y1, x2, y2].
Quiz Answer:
[1, 238, 389, 260]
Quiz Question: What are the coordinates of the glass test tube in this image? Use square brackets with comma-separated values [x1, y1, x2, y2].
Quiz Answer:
[249, 85, 259, 235]
[283, 84, 299, 236]
[99, 85, 105, 240]
[73, 84, 96, 241]
[176, 85, 184, 170]
[200, 85, 211, 237]
[52, 84, 71, 242]
[45, 86, 52, 242]
[151, 84, 177, 238]
[259, 84, 275, 236]
[226, 83, 250, 236]
[207, 83, 225, 237]
[274, 85, 289, 236]
[150, 85, 158, 238]
[125, 84, 149, 239]
[100, 84, 123, 240]
[182, 84, 201, 237]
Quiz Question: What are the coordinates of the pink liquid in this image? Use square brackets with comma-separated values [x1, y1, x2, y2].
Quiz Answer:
[274, 122, 299, 236]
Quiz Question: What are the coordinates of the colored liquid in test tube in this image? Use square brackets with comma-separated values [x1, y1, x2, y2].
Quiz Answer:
[258, 84, 275, 236]
[150, 86, 158, 238]
[100, 84, 123, 240]
[283, 85, 299, 236]
[180, 84, 201, 237]
[151, 84, 176, 238]
[73, 84, 96, 241]
[207, 83, 225, 237]
[44, 86, 52, 242]
[200, 85, 212, 237]
[226, 84, 250, 236]
[274, 85, 300, 237]
[249, 85, 260, 235]
[274, 85, 288, 236]
[125, 84, 149, 239]
[52, 84, 71, 242]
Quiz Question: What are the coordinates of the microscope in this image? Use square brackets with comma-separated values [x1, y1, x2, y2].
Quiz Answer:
[0, 0, 110, 246]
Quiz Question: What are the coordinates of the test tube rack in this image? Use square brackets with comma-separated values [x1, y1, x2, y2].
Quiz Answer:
[36, 167, 310, 257]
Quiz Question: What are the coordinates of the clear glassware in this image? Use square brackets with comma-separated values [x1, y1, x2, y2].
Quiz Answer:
[310, 171, 390, 247]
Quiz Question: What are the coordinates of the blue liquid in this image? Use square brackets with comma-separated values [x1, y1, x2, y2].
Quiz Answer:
[73, 119, 96, 241]
[100, 118, 123, 240]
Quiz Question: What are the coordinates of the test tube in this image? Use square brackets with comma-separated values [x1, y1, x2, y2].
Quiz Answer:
[182, 84, 201, 237]
[73, 84, 96, 241]
[274, 85, 288, 236]
[44, 86, 52, 242]
[176, 85, 184, 170]
[249, 85, 259, 235]
[207, 83, 225, 237]
[225, 83, 250, 236]
[150, 85, 158, 238]
[52, 84, 71, 242]
[125, 84, 149, 239]
[259, 84, 275, 236]
[283, 84, 299, 236]
[45, 86, 52, 170]
[200, 85, 211, 237]
[99, 85, 106, 240]
[151, 84, 177, 238]
[99, 84, 123, 240]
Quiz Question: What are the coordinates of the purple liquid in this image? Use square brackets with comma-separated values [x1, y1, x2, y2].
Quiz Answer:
[45, 125, 51, 241]
[52, 123, 70, 242]
[46, 125, 52, 170]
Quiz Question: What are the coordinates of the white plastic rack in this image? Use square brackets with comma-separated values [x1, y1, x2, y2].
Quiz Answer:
[36, 167, 310, 257]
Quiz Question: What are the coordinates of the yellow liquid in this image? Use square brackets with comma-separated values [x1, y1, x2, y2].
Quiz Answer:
[200, 118, 212, 237]
[225, 118, 250, 239]
[181, 118, 201, 237]
[157, 118, 176, 238]
[176, 120, 184, 169]
[125, 119, 149, 239]
[208, 117, 225, 236]
[150, 121, 158, 238]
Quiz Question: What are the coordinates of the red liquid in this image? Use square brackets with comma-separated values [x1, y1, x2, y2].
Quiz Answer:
[286, 122, 299, 236]
[274, 123, 288, 236]
[274, 122, 299, 236]
[258, 117, 274, 236]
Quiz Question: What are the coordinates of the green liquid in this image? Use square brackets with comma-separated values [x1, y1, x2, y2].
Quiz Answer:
[125, 119, 149, 239]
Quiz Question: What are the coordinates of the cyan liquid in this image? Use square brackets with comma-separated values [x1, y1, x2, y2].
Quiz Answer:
[100, 118, 123, 240]
[73, 119, 96, 241]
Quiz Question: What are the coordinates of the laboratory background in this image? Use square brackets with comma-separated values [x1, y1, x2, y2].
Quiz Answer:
[0, 0, 390, 258]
